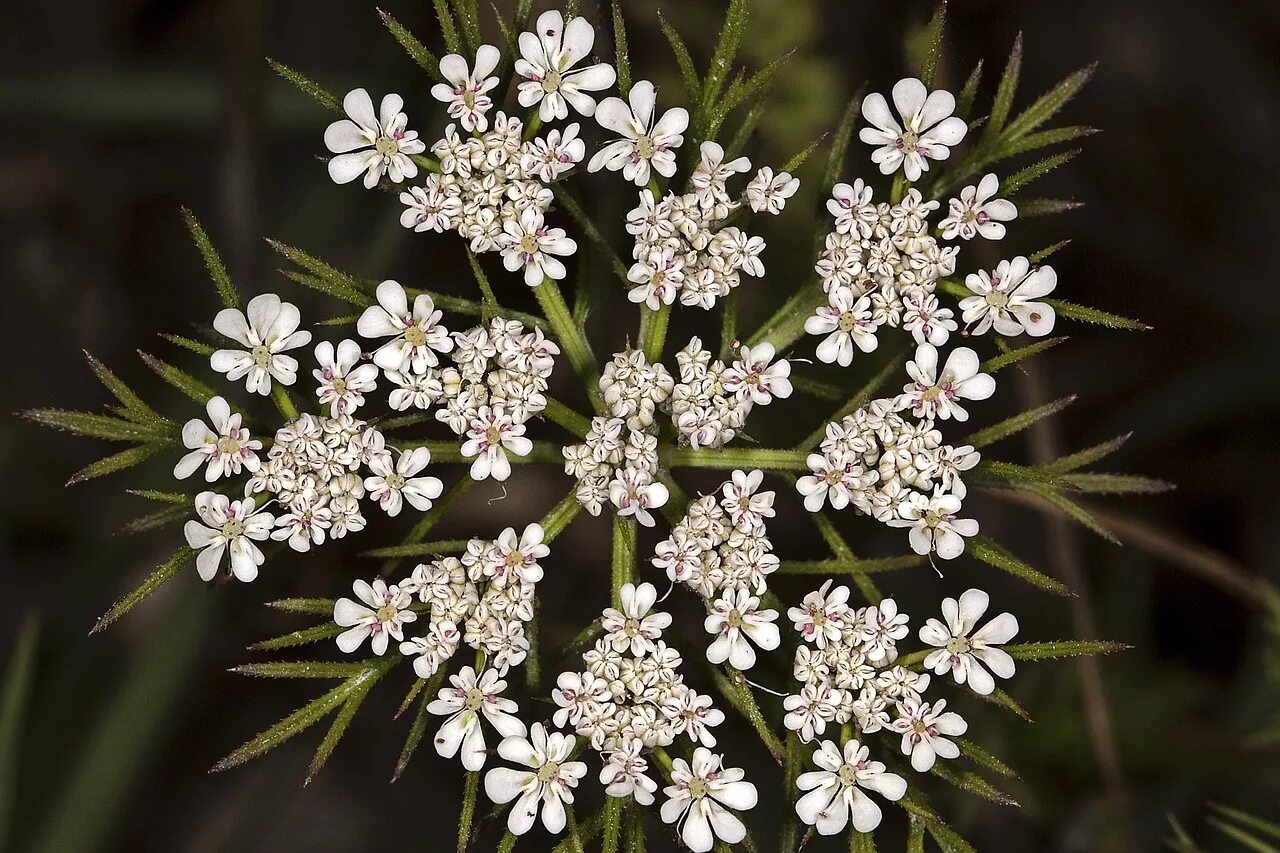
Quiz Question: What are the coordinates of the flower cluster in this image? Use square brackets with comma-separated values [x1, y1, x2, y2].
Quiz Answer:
[784, 583, 1017, 833]
[668, 337, 792, 449]
[622, 141, 792, 310]
[798, 343, 992, 560]
[358, 280, 558, 482]
[562, 350, 672, 524]
[383, 522, 551, 681]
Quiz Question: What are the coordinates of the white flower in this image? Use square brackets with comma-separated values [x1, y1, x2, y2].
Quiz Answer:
[333, 578, 417, 655]
[429, 666, 527, 771]
[959, 257, 1058, 338]
[919, 588, 1019, 695]
[588, 80, 689, 186]
[515, 11, 616, 120]
[183, 491, 273, 582]
[551, 670, 610, 728]
[364, 446, 443, 516]
[795, 739, 907, 835]
[431, 45, 501, 132]
[661, 689, 724, 747]
[783, 683, 841, 742]
[498, 208, 578, 286]
[607, 467, 669, 527]
[692, 141, 751, 191]
[484, 722, 587, 835]
[399, 182, 462, 232]
[723, 343, 792, 405]
[357, 280, 454, 374]
[940, 173, 1018, 240]
[386, 369, 443, 411]
[601, 582, 672, 656]
[324, 88, 426, 188]
[890, 491, 978, 560]
[720, 469, 775, 531]
[902, 290, 958, 346]
[486, 523, 549, 588]
[704, 588, 780, 671]
[890, 698, 968, 772]
[461, 405, 533, 482]
[660, 748, 758, 853]
[600, 739, 658, 805]
[806, 287, 880, 366]
[399, 620, 461, 679]
[312, 339, 378, 415]
[745, 166, 800, 214]
[627, 246, 683, 309]
[787, 580, 851, 648]
[859, 77, 968, 180]
[796, 452, 863, 513]
[271, 495, 331, 552]
[895, 343, 995, 422]
[211, 293, 312, 395]
[859, 597, 910, 664]
[173, 395, 261, 482]
[521, 123, 586, 181]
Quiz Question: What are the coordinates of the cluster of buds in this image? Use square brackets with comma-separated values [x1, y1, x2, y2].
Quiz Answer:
[807, 182, 960, 365]
[550, 582, 727, 807]
[246, 412, 437, 550]
[357, 282, 559, 483]
[390, 522, 551, 678]
[563, 351, 673, 524]
[624, 142, 795, 310]
[797, 395, 981, 561]
[666, 337, 792, 450]
[403, 114, 583, 285]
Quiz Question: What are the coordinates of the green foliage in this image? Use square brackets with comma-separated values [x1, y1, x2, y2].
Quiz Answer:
[67, 443, 167, 486]
[930, 762, 1018, 807]
[249, 620, 345, 652]
[657, 10, 700, 107]
[1002, 640, 1130, 660]
[1044, 433, 1132, 472]
[961, 396, 1075, 448]
[120, 500, 192, 534]
[1046, 297, 1152, 330]
[137, 350, 226, 411]
[394, 667, 447, 781]
[82, 351, 169, 430]
[233, 661, 371, 679]
[0, 617, 38, 849]
[22, 409, 172, 443]
[967, 535, 1072, 596]
[917, 2, 948, 87]
[701, 0, 750, 115]
[379, 9, 445, 83]
[91, 547, 196, 633]
[978, 335, 1068, 372]
[611, 2, 631, 96]
[267, 58, 343, 114]
[181, 207, 239, 308]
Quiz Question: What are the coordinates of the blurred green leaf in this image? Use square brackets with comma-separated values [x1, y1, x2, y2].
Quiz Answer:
[978, 336, 1068, 373]
[961, 396, 1075, 448]
[120, 500, 192, 535]
[0, 617, 39, 849]
[1044, 433, 1132, 472]
[67, 443, 168, 486]
[1002, 640, 1130, 660]
[702, 0, 750, 114]
[917, 2, 947, 87]
[967, 535, 1071, 596]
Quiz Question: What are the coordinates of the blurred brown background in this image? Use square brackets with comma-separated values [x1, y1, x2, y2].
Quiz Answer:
[2, 0, 1277, 851]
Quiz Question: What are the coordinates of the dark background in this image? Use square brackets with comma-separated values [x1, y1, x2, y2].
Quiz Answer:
[2, 1, 1277, 851]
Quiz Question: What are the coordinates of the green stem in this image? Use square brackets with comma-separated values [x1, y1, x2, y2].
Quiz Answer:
[552, 186, 631, 283]
[397, 439, 565, 465]
[541, 490, 583, 541]
[779, 732, 804, 852]
[533, 277, 602, 411]
[456, 770, 480, 853]
[611, 516, 637, 608]
[270, 383, 299, 421]
[639, 303, 671, 363]
[663, 446, 809, 472]
[543, 397, 592, 438]
[720, 290, 738, 359]
[744, 280, 823, 352]
[601, 795, 624, 853]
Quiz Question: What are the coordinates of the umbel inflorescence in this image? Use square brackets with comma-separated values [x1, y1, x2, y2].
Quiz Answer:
[28, 3, 1154, 851]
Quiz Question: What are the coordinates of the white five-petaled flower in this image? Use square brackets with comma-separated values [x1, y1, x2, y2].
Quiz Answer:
[704, 588, 780, 671]
[795, 739, 907, 835]
[429, 666, 527, 771]
[960, 256, 1058, 338]
[890, 698, 968, 772]
[588, 80, 689, 186]
[806, 287, 880, 366]
[333, 578, 417, 655]
[498, 208, 578, 286]
[431, 45, 501, 132]
[461, 405, 532, 482]
[313, 339, 378, 415]
[660, 748, 758, 853]
[890, 490, 979, 560]
[515, 11, 616, 120]
[324, 88, 425, 188]
[895, 343, 995, 422]
[607, 467, 669, 527]
[796, 451, 862, 513]
[363, 446, 443, 516]
[745, 166, 800, 214]
[860, 77, 968, 180]
[721, 468, 775, 531]
[211, 293, 312, 395]
[919, 588, 1019, 695]
[271, 495, 331, 552]
[174, 395, 261, 482]
[601, 582, 672, 656]
[183, 491, 273, 582]
[357, 280, 454, 374]
[484, 722, 587, 836]
[627, 245, 683, 309]
[600, 739, 658, 805]
[787, 580, 852, 648]
[724, 343, 793, 405]
[487, 523, 549, 588]
[940, 173, 1018, 240]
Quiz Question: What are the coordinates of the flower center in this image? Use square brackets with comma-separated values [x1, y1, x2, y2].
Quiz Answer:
[837, 764, 859, 786]
[251, 344, 272, 366]
[386, 473, 406, 490]
[329, 377, 348, 395]
[221, 518, 245, 539]
[403, 326, 428, 347]
[897, 130, 921, 150]
[375, 136, 400, 157]
[635, 136, 657, 159]
[686, 778, 709, 799]
[375, 604, 400, 623]
[945, 637, 972, 655]
[921, 385, 942, 402]
[986, 291, 1009, 308]
[520, 233, 541, 254]
[825, 469, 844, 485]
[623, 617, 643, 637]
[485, 425, 503, 445]
[541, 71, 563, 93]
[216, 435, 241, 455]
[726, 610, 744, 630]
[463, 687, 486, 711]
[837, 311, 861, 333]
[537, 761, 562, 783]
